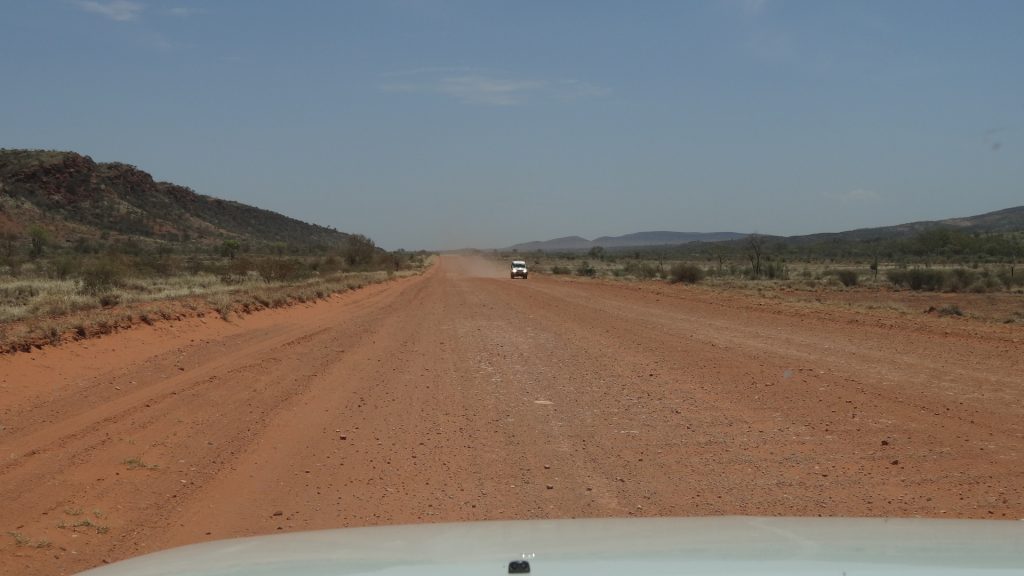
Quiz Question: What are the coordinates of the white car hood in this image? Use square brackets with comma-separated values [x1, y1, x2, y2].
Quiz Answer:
[76, 516, 1024, 576]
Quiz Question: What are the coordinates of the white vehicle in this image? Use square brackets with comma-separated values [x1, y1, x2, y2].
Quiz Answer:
[74, 517, 1024, 575]
[510, 260, 528, 279]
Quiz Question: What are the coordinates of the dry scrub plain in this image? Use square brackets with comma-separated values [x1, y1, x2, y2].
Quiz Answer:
[0, 268, 418, 353]
[1, 254, 1022, 575]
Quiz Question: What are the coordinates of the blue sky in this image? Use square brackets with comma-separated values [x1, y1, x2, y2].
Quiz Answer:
[1, 1, 1021, 250]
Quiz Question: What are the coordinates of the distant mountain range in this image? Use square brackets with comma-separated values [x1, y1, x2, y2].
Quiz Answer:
[0, 149, 354, 249]
[508, 231, 747, 252]
[783, 205, 1024, 245]
[507, 206, 1024, 252]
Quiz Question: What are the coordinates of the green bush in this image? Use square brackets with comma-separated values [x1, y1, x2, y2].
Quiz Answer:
[668, 263, 704, 284]
[550, 265, 571, 275]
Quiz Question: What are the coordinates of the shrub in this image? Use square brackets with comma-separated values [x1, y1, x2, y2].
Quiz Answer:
[887, 268, 946, 291]
[938, 304, 963, 317]
[996, 268, 1016, 288]
[80, 260, 126, 294]
[623, 261, 659, 279]
[668, 263, 704, 284]
[833, 269, 859, 287]
[763, 260, 789, 280]
[550, 265, 571, 275]
[969, 275, 1003, 293]
[49, 257, 80, 280]
[575, 261, 596, 277]
[0, 284, 39, 307]
[98, 293, 121, 307]
[943, 268, 978, 292]
[256, 257, 306, 282]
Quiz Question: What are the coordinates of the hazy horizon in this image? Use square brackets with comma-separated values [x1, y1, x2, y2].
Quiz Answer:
[2, 1, 1021, 250]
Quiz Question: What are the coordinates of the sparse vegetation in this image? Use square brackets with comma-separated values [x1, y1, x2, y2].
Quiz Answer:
[122, 457, 159, 470]
[0, 267, 422, 353]
[57, 517, 109, 534]
[491, 227, 1024, 322]
[7, 531, 51, 548]
[938, 304, 964, 317]
[0, 150, 435, 354]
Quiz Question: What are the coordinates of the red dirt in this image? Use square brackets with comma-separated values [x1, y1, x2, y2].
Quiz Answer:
[1, 254, 1022, 574]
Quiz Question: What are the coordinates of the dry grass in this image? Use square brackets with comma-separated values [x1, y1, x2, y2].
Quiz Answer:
[7, 531, 51, 549]
[122, 457, 159, 470]
[0, 266, 427, 354]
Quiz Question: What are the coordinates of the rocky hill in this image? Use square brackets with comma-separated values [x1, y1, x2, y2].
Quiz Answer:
[0, 149, 352, 249]
[785, 205, 1024, 245]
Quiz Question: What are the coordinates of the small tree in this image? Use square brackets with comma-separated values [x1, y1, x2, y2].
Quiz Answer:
[345, 234, 377, 267]
[1008, 235, 1021, 278]
[711, 245, 727, 274]
[746, 234, 765, 278]
[220, 239, 241, 259]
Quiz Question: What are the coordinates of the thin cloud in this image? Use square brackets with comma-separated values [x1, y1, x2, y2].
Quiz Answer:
[437, 76, 545, 106]
[382, 70, 606, 106]
[151, 34, 176, 52]
[553, 79, 610, 101]
[74, 0, 143, 22]
[824, 189, 881, 204]
[167, 6, 205, 17]
[742, 0, 769, 16]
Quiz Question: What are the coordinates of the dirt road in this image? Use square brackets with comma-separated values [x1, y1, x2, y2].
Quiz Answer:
[2, 255, 1022, 574]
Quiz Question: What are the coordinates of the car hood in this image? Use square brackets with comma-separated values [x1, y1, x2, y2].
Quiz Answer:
[76, 516, 1024, 576]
